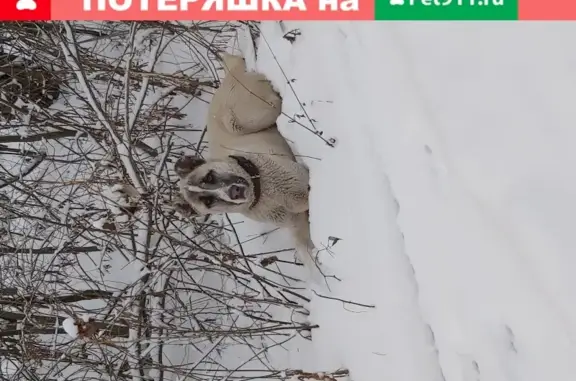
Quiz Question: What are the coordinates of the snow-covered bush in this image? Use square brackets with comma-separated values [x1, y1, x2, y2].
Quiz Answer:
[0, 21, 341, 381]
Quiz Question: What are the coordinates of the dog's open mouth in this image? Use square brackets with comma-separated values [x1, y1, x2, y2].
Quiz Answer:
[228, 184, 246, 201]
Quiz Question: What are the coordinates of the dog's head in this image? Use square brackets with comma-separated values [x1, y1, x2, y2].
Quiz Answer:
[174, 155, 256, 215]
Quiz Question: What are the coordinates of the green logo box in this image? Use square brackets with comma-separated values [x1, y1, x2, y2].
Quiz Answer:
[375, 0, 518, 20]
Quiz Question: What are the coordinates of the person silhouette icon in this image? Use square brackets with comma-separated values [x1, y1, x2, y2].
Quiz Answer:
[16, 0, 37, 10]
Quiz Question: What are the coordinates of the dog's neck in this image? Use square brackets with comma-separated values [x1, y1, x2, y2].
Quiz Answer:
[229, 155, 261, 209]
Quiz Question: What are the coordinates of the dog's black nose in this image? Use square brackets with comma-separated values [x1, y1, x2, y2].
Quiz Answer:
[228, 185, 245, 200]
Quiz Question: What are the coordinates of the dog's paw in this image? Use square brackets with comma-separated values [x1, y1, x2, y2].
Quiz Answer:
[174, 201, 196, 218]
[163, 196, 196, 218]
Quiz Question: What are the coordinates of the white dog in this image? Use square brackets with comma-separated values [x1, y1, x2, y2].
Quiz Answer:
[174, 53, 320, 277]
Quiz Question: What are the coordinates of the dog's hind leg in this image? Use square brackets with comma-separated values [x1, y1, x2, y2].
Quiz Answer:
[220, 71, 282, 135]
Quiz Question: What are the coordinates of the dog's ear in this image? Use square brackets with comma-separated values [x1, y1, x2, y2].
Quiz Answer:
[174, 155, 205, 178]
[172, 198, 197, 218]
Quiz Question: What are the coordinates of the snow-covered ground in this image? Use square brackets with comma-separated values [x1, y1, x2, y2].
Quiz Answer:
[249, 22, 576, 381]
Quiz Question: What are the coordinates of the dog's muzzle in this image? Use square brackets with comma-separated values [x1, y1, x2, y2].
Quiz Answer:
[228, 184, 246, 200]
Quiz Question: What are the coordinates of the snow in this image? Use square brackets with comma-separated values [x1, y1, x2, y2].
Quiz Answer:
[62, 317, 79, 339]
[250, 22, 576, 381]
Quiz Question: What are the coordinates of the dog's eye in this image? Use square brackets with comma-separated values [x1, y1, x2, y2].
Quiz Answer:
[200, 196, 215, 208]
[203, 171, 214, 184]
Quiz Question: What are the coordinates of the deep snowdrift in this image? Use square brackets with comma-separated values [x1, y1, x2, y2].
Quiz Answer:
[254, 22, 576, 381]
